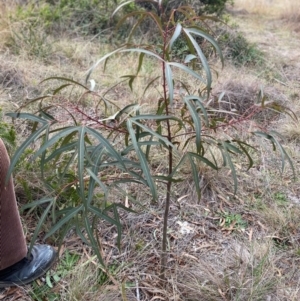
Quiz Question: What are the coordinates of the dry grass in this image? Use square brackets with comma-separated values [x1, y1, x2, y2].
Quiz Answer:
[233, 0, 300, 31]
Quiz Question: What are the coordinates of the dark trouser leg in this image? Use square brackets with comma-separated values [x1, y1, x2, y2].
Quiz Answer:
[0, 138, 27, 270]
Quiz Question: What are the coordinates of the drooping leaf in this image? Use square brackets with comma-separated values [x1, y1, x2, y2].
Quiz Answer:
[32, 126, 81, 160]
[77, 127, 86, 203]
[44, 205, 83, 239]
[142, 76, 160, 96]
[28, 201, 53, 258]
[168, 62, 206, 84]
[6, 123, 49, 183]
[187, 153, 201, 202]
[221, 141, 238, 195]
[188, 152, 218, 170]
[41, 77, 89, 91]
[184, 98, 202, 154]
[83, 214, 105, 266]
[165, 64, 174, 105]
[6, 112, 48, 124]
[183, 29, 212, 93]
[127, 119, 157, 200]
[168, 23, 182, 52]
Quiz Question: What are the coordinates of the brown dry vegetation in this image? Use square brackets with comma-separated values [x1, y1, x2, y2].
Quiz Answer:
[0, 0, 300, 300]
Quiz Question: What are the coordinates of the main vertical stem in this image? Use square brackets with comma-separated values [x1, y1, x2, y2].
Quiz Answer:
[160, 20, 173, 280]
[160, 145, 172, 279]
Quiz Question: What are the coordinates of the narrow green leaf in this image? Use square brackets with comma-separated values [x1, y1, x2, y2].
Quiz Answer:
[6, 112, 48, 124]
[44, 205, 83, 239]
[184, 54, 197, 63]
[233, 140, 256, 171]
[269, 131, 295, 178]
[85, 127, 125, 169]
[185, 95, 209, 126]
[41, 77, 89, 91]
[44, 141, 77, 163]
[127, 14, 147, 42]
[184, 98, 202, 154]
[86, 47, 125, 83]
[32, 126, 80, 160]
[253, 131, 276, 151]
[223, 141, 243, 155]
[127, 119, 157, 200]
[89, 205, 120, 227]
[188, 152, 218, 170]
[6, 123, 49, 183]
[131, 120, 175, 150]
[83, 214, 105, 266]
[184, 27, 224, 66]
[53, 83, 72, 95]
[183, 29, 212, 93]
[165, 64, 174, 105]
[21, 197, 55, 212]
[137, 52, 145, 74]
[119, 48, 164, 61]
[28, 202, 52, 259]
[187, 153, 201, 202]
[112, 0, 135, 17]
[168, 62, 206, 83]
[222, 141, 238, 195]
[112, 204, 122, 250]
[168, 23, 182, 52]
[86, 168, 108, 201]
[77, 127, 86, 204]
[142, 76, 160, 96]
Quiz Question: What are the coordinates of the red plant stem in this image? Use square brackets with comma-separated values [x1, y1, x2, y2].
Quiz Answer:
[160, 19, 173, 280]
[172, 105, 269, 140]
[73, 105, 127, 134]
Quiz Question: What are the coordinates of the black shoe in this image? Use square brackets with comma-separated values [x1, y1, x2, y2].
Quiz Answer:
[0, 245, 56, 288]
